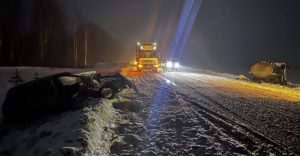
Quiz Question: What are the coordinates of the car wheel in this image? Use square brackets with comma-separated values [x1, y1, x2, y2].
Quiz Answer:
[98, 83, 117, 99]
[101, 88, 115, 99]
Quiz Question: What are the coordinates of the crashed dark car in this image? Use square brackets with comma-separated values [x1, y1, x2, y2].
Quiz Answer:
[2, 72, 137, 124]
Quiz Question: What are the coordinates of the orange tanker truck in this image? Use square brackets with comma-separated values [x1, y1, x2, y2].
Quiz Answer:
[250, 61, 289, 85]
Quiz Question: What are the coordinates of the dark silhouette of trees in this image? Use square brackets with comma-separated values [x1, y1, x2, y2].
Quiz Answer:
[71, 22, 122, 67]
[29, 0, 67, 66]
[0, 0, 24, 66]
[0, 1, 123, 67]
[0, 0, 66, 67]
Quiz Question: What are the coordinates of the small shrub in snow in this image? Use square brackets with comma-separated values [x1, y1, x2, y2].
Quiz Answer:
[8, 68, 24, 85]
[33, 72, 39, 80]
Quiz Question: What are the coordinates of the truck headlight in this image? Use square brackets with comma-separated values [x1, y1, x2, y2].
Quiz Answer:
[138, 64, 143, 68]
[166, 61, 173, 68]
[174, 62, 180, 68]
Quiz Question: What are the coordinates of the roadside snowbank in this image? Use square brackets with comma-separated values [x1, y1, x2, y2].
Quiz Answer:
[82, 98, 123, 155]
[0, 97, 123, 156]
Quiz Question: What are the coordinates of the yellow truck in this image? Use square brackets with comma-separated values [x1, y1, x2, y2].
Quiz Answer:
[136, 42, 159, 72]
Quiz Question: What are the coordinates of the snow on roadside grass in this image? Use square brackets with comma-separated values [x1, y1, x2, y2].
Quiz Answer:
[0, 97, 126, 156]
[81, 98, 125, 156]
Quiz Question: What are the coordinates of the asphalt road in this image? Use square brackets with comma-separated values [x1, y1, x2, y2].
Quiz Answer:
[112, 71, 300, 155]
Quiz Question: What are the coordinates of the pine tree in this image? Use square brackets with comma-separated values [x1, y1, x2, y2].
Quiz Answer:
[9, 68, 24, 85]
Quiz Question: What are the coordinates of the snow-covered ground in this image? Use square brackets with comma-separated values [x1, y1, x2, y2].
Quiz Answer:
[111, 71, 300, 155]
[0, 66, 299, 155]
[0, 97, 123, 156]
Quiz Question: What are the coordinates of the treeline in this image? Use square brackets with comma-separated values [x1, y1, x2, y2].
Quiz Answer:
[0, 0, 122, 67]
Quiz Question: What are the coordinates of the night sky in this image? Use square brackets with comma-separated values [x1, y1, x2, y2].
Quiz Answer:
[65, 0, 300, 81]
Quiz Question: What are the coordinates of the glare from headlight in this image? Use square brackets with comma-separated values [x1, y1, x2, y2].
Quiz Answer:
[166, 61, 173, 68]
[174, 62, 180, 68]
[140, 46, 143, 50]
[166, 79, 171, 83]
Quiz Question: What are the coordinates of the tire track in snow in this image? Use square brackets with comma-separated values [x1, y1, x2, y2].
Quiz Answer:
[165, 72, 299, 154]
[112, 73, 296, 155]
[156, 73, 294, 154]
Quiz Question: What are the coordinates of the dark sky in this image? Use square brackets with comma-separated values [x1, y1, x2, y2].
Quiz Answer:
[62, 0, 300, 79]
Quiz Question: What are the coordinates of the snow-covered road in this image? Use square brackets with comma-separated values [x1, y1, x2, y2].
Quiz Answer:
[112, 71, 300, 155]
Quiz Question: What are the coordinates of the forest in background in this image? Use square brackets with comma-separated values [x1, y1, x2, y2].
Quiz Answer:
[0, 0, 123, 67]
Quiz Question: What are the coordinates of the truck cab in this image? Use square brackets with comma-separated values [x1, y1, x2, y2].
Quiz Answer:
[136, 42, 159, 72]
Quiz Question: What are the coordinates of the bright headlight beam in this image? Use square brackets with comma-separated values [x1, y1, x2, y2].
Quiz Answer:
[174, 62, 180, 68]
[170, 0, 203, 60]
[178, 0, 203, 59]
[166, 61, 173, 68]
[171, 0, 194, 57]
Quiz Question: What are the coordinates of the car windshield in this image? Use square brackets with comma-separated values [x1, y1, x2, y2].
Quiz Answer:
[58, 76, 80, 86]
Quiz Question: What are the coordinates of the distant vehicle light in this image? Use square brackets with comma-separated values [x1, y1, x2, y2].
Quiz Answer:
[154, 46, 157, 50]
[134, 61, 137, 65]
[138, 64, 143, 68]
[137, 42, 140, 46]
[174, 62, 180, 68]
[153, 42, 157, 46]
[166, 61, 173, 68]
[154, 64, 159, 68]
[140, 46, 143, 50]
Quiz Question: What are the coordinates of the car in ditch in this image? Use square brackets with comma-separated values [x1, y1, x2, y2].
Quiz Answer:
[2, 72, 137, 124]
